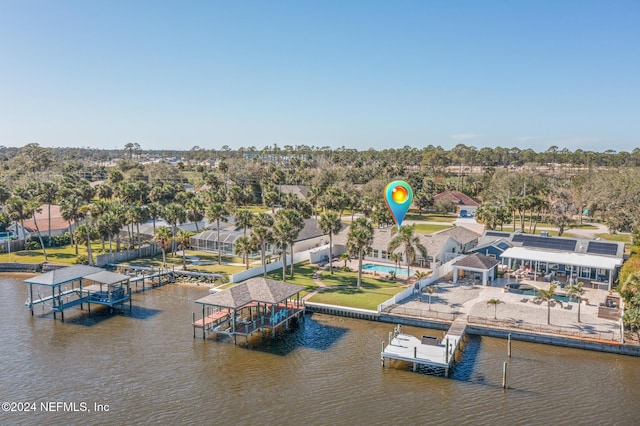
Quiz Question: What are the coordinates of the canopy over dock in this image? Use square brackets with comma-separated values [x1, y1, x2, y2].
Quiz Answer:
[24, 265, 132, 321]
[193, 277, 305, 344]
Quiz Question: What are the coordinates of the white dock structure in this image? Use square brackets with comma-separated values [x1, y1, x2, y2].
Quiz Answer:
[381, 318, 468, 377]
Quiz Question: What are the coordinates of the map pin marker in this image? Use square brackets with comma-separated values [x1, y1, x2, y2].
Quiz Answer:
[384, 180, 413, 229]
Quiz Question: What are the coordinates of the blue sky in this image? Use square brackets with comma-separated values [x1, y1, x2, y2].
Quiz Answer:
[1, 1, 638, 152]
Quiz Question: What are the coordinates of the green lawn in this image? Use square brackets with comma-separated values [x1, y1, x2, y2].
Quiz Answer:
[412, 223, 452, 234]
[405, 212, 457, 222]
[0, 243, 104, 265]
[596, 233, 631, 243]
[264, 262, 406, 309]
[308, 280, 405, 310]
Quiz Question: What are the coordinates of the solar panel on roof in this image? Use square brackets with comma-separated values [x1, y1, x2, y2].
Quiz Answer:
[587, 241, 618, 256]
[512, 234, 576, 251]
[497, 242, 510, 250]
[486, 231, 509, 237]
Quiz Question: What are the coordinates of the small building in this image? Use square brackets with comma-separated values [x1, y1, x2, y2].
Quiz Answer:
[24, 265, 132, 321]
[433, 191, 481, 217]
[451, 253, 500, 286]
[192, 277, 305, 345]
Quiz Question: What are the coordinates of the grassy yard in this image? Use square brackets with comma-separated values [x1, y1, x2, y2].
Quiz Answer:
[405, 212, 457, 222]
[307, 280, 405, 310]
[596, 233, 631, 243]
[412, 223, 452, 234]
[0, 243, 103, 265]
[264, 262, 406, 309]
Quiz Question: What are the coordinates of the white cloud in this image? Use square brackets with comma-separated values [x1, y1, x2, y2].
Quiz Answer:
[450, 133, 479, 141]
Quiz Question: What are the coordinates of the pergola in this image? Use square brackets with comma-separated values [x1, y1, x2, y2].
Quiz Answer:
[452, 253, 499, 286]
[193, 277, 305, 344]
[24, 265, 132, 321]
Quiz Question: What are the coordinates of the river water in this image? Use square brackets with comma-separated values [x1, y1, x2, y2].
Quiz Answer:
[1, 274, 638, 425]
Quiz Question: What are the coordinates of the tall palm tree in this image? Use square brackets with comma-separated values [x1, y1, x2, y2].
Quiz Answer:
[272, 217, 294, 281]
[234, 208, 254, 237]
[5, 196, 29, 241]
[319, 211, 342, 275]
[233, 236, 253, 270]
[60, 193, 84, 255]
[175, 229, 193, 270]
[279, 209, 305, 278]
[564, 282, 585, 322]
[38, 181, 58, 241]
[347, 218, 374, 291]
[486, 298, 504, 319]
[25, 199, 48, 261]
[387, 225, 427, 279]
[162, 203, 186, 256]
[185, 197, 205, 232]
[78, 204, 96, 265]
[534, 284, 562, 325]
[154, 226, 172, 268]
[206, 203, 229, 265]
[250, 225, 272, 277]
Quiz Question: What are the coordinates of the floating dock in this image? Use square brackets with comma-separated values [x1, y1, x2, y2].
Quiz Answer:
[381, 318, 468, 377]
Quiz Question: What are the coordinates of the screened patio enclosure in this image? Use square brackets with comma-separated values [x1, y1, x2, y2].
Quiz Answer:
[190, 229, 268, 258]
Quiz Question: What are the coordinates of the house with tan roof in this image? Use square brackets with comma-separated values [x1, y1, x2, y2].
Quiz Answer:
[433, 190, 481, 217]
[332, 225, 468, 268]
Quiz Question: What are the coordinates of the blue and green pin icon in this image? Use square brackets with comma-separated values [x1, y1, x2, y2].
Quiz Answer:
[384, 180, 413, 229]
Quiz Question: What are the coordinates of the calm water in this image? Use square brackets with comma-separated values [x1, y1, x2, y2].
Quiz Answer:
[1, 274, 638, 425]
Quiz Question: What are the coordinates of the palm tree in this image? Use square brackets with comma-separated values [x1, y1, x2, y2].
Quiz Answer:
[175, 229, 193, 270]
[272, 216, 294, 281]
[565, 282, 585, 323]
[387, 225, 427, 279]
[38, 181, 58, 241]
[77, 205, 96, 265]
[185, 197, 205, 232]
[487, 298, 504, 319]
[250, 225, 272, 277]
[234, 209, 254, 237]
[154, 226, 172, 268]
[26, 199, 48, 261]
[233, 236, 253, 270]
[347, 218, 374, 290]
[339, 252, 351, 269]
[278, 209, 305, 278]
[390, 252, 402, 276]
[534, 284, 562, 325]
[162, 203, 186, 256]
[319, 211, 342, 274]
[423, 285, 437, 310]
[206, 203, 229, 264]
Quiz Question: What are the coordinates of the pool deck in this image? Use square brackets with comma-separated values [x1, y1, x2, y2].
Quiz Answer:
[386, 276, 621, 341]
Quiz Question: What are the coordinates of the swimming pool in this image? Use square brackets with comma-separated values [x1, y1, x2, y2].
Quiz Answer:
[504, 282, 572, 302]
[362, 263, 415, 276]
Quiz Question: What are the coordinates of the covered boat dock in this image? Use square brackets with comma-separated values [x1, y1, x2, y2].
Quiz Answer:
[193, 277, 305, 345]
[24, 265, 132, 321]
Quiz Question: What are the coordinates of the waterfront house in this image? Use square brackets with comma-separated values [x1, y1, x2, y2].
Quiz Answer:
[476, 231, 624, 290]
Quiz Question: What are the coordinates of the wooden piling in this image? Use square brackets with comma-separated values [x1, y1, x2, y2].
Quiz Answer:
[508, 333, 512, 358]
[502, 361, 508, 389]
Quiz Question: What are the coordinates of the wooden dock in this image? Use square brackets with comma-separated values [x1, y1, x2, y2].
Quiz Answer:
[381, 318, 468, 377]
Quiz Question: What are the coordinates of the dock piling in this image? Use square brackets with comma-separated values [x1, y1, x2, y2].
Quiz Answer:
[508, 333, 512, 358]
[502, 361, 508, 389]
